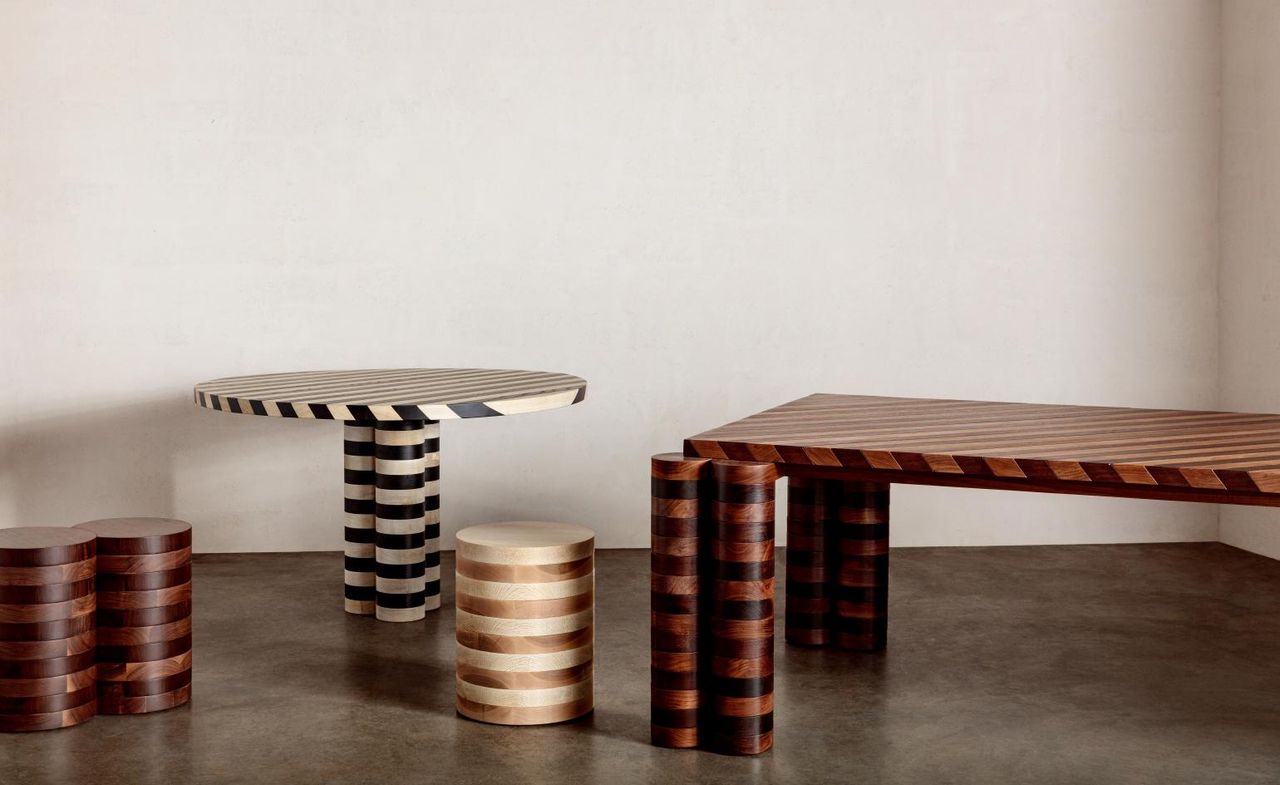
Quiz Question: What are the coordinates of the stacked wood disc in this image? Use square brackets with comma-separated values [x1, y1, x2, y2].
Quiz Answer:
[649, 453, 710, 749]
[455, 522, 594, 725]
[74, 518, 192, 715]
[0, 527, 98, 732]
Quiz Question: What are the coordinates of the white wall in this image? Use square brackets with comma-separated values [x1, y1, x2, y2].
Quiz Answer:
[1219, 1, 1280, 560]
[1, 1, 1223, 552]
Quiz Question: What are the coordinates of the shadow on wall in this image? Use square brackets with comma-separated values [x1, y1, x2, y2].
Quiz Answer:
[0, 395, 303, 549]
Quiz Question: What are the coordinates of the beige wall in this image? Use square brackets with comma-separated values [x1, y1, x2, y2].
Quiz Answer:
[1, 2, 1223, 552]
[1219, 1, 1280, 560]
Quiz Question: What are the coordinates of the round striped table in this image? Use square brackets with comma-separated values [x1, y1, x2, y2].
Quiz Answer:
[193, 369, 587, 623]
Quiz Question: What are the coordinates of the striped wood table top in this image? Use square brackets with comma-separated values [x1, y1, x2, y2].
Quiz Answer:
[194, 369, 586, 422]
[685, 394, 1280, 506]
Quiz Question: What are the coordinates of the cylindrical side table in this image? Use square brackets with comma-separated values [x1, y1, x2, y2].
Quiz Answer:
[74, 518, 193, 715]
[0, 527, 98, 732]
[455, 522, 594, 725]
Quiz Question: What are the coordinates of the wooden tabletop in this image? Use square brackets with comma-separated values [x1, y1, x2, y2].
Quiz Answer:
[194, 369, 586, 422]
[685, 394, 1280, 506]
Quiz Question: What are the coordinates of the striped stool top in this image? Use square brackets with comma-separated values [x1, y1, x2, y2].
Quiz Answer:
[194, 369, 586, 422]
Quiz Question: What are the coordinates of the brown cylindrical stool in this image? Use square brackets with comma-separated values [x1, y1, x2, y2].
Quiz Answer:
[0, 527, 98, 732]
[74, 518, 192, 715]
[455, 522, 594, 725]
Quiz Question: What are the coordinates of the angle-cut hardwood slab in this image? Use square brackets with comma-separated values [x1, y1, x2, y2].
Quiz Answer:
[0, 527, 97, 732]
[455, 522, 594, 726]
[686, 394, 1280, 504]
[656, 392, 1280, 755]
[194, 368, 586, 422]
[193, 367, 587, 620]
[74, 518, 192, 716]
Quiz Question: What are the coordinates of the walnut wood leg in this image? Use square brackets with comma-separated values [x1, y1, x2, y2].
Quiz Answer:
[343, 424, 376, 615]
[831, 482, 889, 651]
[650, 453, 711, 749]
[374, 421, 428, 622]
[709, 460, 778, 756]
[785, 477, 834, 647]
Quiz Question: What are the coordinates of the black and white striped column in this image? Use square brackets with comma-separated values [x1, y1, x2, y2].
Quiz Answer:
[374, 421, 428, 622]
[422, 422, 442, 611]
[343, 424, 377, 615]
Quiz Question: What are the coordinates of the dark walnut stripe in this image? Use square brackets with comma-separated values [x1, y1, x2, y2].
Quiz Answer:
[0, 528, 96, 568]
[708, 460, 777, 757]
[74, 518, 191, 555]
[685, 394, 1280, 504]
[0, 578, 96, 605]
[784, 477, 832, 647]
[650, 453, 710, 750]
[0, 699, 96, 732]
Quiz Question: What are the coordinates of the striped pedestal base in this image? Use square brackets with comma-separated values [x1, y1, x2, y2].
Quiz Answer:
[648, 454, 779, 756]
[455, 522, 594, 725]
[344, 420, 442, 621]
[783, 480, 890, 651]
[74, 518, 193, 715]
[0, 527, 98, 732]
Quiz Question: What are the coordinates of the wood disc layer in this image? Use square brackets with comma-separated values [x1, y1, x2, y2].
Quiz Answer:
[454, 522, 594, 726]
[0, 631, 95, 661]
[0, 614, 94, 642]
[0, 528, 96, 568]
[0, 699, 95, 732]
[0, 667, 97, 698]
[0, 577, 95, 605]
[73, 519, 191, 555]
[0, 597, 95, 624]
[98, 683, 190, 715]
[0, 559, 96, 587]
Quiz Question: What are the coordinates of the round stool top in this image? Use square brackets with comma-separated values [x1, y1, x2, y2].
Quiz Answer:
[456, 522, 595, 565]
[0, 527, 96, 567]
[193, 368, 587, 422]
[74, 518, 192, 555]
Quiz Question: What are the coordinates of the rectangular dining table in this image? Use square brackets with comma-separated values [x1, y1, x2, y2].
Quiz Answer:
[650, 394, 1280, 755]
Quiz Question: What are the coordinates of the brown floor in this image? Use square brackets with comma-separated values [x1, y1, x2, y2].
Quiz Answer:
[4, 544, 1279, 784]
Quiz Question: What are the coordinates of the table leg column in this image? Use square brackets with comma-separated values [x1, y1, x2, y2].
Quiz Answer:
[422, 421, 442, 611]
[374, 421, 428, 622]
[785, 477, 833, 647]
[831, 482, 890, 651]
[709, 459, 778, 756]
[649, 453, 711, 749]
[343, 423, 377, 615]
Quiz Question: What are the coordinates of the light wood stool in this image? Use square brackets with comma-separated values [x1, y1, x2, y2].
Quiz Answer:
[74, 518, 192, 715]
[455, 522, 594, 725]
[0, 527, 98, 732]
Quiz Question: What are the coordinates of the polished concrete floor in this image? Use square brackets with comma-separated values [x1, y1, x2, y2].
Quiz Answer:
[3, 544, 1279, 784]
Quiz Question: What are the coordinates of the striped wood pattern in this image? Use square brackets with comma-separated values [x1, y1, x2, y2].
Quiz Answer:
[74, 518, 192, 715]
[0, 528, 97, 732]
[343, 424, 376, 615]
[194, 368, 586, 422]
[455, 522, 594, 725]
[830, 483, 889, 651]
[650, 454, 710, 749]
[374, 422, 431, 622]
[709, 461, 777, 757]
[784, 477, 832, 647]
[686, 394, 1280, 505]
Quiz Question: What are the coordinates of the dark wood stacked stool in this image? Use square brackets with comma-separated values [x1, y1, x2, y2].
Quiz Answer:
[74, 518, 192, 715]
[0, 527, 98, 732]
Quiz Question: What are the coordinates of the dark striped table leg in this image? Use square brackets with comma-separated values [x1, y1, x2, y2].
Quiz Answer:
[650, 453, 710, 749]
[343, 423, 377, 616]
[831, 482, 890, 651]
[422, 421, 442, 612]
[374, 421, 427, 623]
[785, 477, 833, 647]
[709, 460, 777, 756]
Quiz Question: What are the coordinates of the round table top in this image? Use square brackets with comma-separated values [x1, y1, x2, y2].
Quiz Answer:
[456, 522, 595, 565]
[194, 368, 586, 422]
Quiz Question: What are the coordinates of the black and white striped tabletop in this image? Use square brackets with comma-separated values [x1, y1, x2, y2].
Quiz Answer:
[193, 369, 586, 422]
